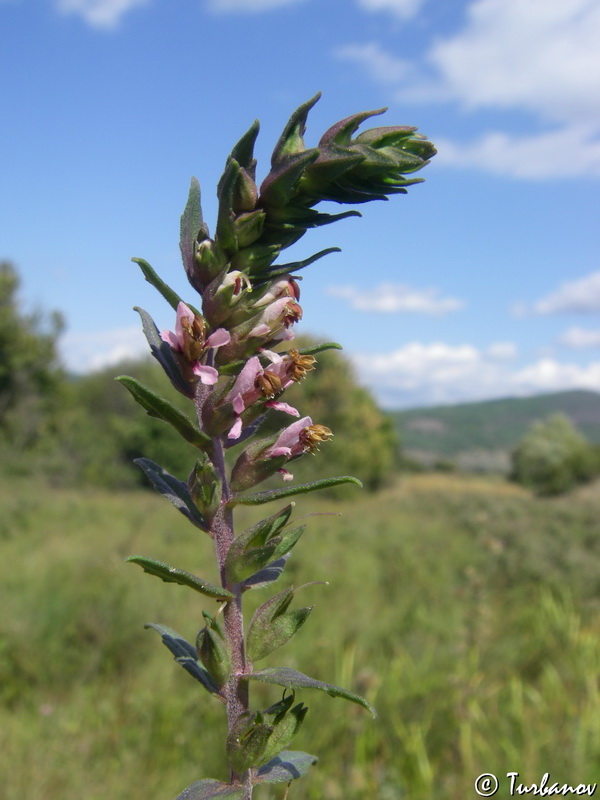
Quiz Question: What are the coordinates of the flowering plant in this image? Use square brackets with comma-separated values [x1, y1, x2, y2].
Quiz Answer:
[119, 93, 434, 799]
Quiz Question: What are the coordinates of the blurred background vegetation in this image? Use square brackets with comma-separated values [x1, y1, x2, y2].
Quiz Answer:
[3, 260, 600, 799]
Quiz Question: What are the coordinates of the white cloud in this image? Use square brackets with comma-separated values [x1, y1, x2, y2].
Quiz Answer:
[487, 341, 517, 360]
[533, 271, 600, 314]
[434, 125, 600, 179]
[511, 358, 600, 394]
[350, 341, 600, 407]
[355, 0, 425, 20]
[425, 0, 600, 125]
[327, 282, 464, 314]
[205, 0, 307, 12]
[57, 0, 150, 28]
[60, 325, 148, 373]
[340, 0, 600, 178]
[334, 42, 413, 84]
[560, 327, 600, 348]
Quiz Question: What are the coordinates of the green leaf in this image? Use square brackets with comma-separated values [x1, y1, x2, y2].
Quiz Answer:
[260, 149, 320, 208]
[244, 667, 376, 717]
[144, 623, 219, 694]
[255, 750, 318, 784]
[134, 306, 192, 397]
[134, 457, 209, 531]
[242, 555, 290, 591]
[126, 555, 233, 600]
[263, 246, 341, 280]
[225, 505, 294, 583]
[132, 257, 200, 315]
[180, 177, 209, 281]
[196, 611, 232, 688]
[231, 476, 362, 506]
[216, 158, 241, 254]
[247, 586, 312, 661]
[174, 779, 245, 800]
[319, 107, 386, 147]
[296, 341, 342, 356]
[116, 376, 211, 451]
[271, 93, 320, 165]
[230, 119, 260, 176]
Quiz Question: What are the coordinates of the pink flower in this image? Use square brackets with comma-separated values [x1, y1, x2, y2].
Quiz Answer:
[248, 296, 303, 341]
[225, 354, 299, 440]
[266, 417, 333, 460]
[161, 302, 230, 385]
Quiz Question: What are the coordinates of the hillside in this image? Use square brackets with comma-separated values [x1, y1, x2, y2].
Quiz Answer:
[393, 389, 600, 471]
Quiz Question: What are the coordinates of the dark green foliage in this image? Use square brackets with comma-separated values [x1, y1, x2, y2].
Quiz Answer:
[255, 750, 318, 784]
[244, 667, 376, 717]
[126, 556, 234, 600]
[394, 389, 600, 470]
[0, 261, 65, 455]
[246, 586, 313, 661]
[175, 780, 245, 800]
[511, 414, 599, 496]
[144, 623, 220, 694]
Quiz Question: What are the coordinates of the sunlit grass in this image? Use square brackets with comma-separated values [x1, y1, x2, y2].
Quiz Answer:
[2, 475, 600, 799]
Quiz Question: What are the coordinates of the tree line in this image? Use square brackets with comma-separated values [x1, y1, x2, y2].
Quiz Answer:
[0, 261, 398, 493]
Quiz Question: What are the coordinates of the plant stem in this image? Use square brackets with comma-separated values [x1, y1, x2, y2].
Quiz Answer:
[201, 402, 251, 796]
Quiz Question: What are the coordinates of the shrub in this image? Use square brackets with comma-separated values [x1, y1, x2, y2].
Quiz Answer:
[510, 414, 598, 496]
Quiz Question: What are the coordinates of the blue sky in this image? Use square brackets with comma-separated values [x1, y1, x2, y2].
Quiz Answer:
[2, 0, 600, 408]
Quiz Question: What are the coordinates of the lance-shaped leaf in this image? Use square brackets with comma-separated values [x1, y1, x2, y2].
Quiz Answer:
[180, 177, 210, 293]
[116, 376, 211, 451]
[260, 149, 320, 208]
[262, 246, 340, 280]
[230, 475, 362, 506]
[196, 611, 232, 688]
[247, 585, 313, 661]
[300, 146, 365, 196]
[134, 306, 192, 397]
[126, 556, 233, 601]
[216, 158, 241, 254]
[175, 779, 245, 800]
[231, 242, 280, 274]
[255, 750, 318, 785]
[296, 341, 343, 356]
[225, 504, 297, 583]
[134, 457, 209, 532]
[242, 554, 290, 591]
[144, 623, 219, 695]
[230, 119, 260, 177]
[132, 257, 199, 315]
[271, 92, 320, 165]
[319, 107, 386, 147]
[243, 667, 376, 717]
[255, 694, 309, 766]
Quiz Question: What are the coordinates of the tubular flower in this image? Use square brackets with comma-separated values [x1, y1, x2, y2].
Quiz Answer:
[267, 417, 333, 459]
[248, 296, 303, 341]
[225, 355, 300, 440]
[161, 301, 230, 385]
[251, 275, 301, 310]
[265, 416, 333, 481]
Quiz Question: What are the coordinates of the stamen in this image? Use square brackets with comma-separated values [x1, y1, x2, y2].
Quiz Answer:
[299, 424, 333, 453]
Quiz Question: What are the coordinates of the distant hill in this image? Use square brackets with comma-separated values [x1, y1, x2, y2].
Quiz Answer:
[392, 390, 600, 472]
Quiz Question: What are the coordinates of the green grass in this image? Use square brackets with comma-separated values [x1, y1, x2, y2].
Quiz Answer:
[3, 475, 600, 799]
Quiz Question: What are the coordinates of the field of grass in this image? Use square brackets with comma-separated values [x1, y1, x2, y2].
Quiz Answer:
[3, 474, 600, 799]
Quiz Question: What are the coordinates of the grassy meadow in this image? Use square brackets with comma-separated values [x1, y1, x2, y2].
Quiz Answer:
[3, 473, 600, 799]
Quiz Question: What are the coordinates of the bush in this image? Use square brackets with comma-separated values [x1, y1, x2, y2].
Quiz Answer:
[510, 414, 598, 496]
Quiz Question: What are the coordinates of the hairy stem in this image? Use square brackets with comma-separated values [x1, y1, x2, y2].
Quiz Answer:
[196, 387, 251, 795]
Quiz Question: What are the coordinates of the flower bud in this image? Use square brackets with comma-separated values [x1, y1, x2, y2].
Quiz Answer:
[196, 611, 231, 689]
[226, 712, 273, 774]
